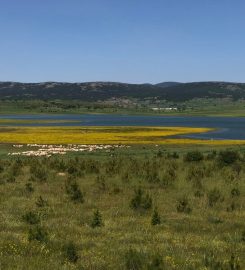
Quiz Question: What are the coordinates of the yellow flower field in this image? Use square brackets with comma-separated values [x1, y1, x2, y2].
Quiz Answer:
[0, 126, 244, 145]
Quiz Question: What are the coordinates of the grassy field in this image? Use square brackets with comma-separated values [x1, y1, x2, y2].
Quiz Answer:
[0, 146, 245, 269]
[0, 123, 245, 269]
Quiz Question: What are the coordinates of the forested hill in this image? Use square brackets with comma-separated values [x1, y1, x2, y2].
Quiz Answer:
[0, 81, 245, 102]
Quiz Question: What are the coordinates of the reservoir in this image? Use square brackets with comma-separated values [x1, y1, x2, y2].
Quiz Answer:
[0, 114, 245, 140]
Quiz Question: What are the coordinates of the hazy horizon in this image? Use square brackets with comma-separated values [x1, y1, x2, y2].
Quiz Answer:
[1, 80, 245, 85]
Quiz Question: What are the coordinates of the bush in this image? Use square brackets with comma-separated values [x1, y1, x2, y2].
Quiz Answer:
[203, 252, 241, 270]
[0, 163, 3, 174]
[147, 254, 165, 270]
[241, 230, 245, 242]
[166, 152, 179, 159]
[6, 173, 16, 183]
[31, 166, 48, 182]
[25, 182, 34, 193]
[187, 165, 205, 181]
[64, 241, 79, 263]
[184, 151, 204, 162]
[95, 175, 107, 191]
[66, 180, 84, 203]
[28, 226, 48, 242]
[208, 216, 223, 224]
[145, 170, 160, 183]
[11, 161, 22, 177]
[130, 188, 152, 211]
[160, 167, 176, 188]
[208, 188, 223, 207]
[22, 211, 40, 225]
[194, 189, 204, 198]
[176, 197, 192, 214]
[229, 254, 241, 270]
[218, 150, 240, 166]
[231, 188, 240, 197]
[206, 150, 217, 160]
[35, 196, 48, 207]
[90, 210, 103, 228]
[227, 201, 238, 212]
[203, 252, 224, 269]
[124, 248, 144, 270]
[151, 208, 161, 226]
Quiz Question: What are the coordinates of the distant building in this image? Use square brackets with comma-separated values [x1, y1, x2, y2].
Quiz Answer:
[151, 107, 178, 111]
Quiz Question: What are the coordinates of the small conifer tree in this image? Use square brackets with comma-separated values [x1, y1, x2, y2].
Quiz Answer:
[91, 210, 103, 228]
[151, 208, 161, 226]
[64, 241, 79, 263]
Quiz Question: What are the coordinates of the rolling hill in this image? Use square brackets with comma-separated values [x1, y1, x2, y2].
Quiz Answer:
[0, 81, 245, 102]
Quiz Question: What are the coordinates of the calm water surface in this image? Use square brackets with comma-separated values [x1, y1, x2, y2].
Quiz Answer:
[0, 114, 245, 140]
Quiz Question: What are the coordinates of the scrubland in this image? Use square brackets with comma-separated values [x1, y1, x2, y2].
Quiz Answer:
[0, 147, 244, 269]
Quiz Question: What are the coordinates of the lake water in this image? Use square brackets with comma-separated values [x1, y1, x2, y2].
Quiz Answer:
[0, 114, 245, 140]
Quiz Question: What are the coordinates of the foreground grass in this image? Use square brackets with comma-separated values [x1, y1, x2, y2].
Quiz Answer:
[0, 147, 244, 269]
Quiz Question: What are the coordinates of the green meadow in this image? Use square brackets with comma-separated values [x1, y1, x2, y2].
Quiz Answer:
[0, 145, 245, 269]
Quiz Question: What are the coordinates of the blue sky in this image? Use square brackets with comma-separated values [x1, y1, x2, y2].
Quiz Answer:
[0, 0, 245, 83]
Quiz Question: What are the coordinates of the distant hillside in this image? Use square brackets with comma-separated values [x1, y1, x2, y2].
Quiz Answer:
[155, 82, 182, 88]
[0, 81, 245, 102]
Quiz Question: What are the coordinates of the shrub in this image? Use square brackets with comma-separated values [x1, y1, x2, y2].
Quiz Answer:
[156, 150, 163, 158]
[160, 167, 176, 188]
[194, 189, 204, 198]
[66, 180, 84, 203]
[0, 163, 3, 174]
[232, 162, 242, 175]
[22, 211, 40, 225]
[64, 241, 79, 263]
[187, 165, 205, 181]
[208, 188, 223, 207]
[25, 182, 34, 193]
[147, 254, 165, 270]
[203, 252, 224, 269]
[28, 226, 48, 242]
[176, 197, 192, 214]
[90, 210, 103, 228]
[67, 164, 79, 175]
[31, 166, 48, 182]
[145, 170, 160, 183]
[227, 201, 238, 212]
[184, 151, 204, 162]
[167, 152, 179, 159]
[121, 172, 130, 183]
[203, 252, 240, 270]
[208, 216, 223, 224]
[206, 150, 217, 160]
[35, 196, 47, 207]
[95, 175, 107, 191]
[241, 230, 245, 242]
[130, 188, 152, 211]
[231, 188, 240, 197]
[218, 150, 240, 166]
[124, 248, 144, 270]
[6, 173, 16, 183]
[11, 161, 22, 177]
[151, 208, 161, 226]
[229, 254, 241, 270]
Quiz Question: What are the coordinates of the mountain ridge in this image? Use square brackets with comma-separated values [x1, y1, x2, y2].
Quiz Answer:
[0, 81, 245, 102]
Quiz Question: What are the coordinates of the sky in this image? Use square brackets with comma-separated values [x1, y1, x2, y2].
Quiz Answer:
[0, 0, 245, 84]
